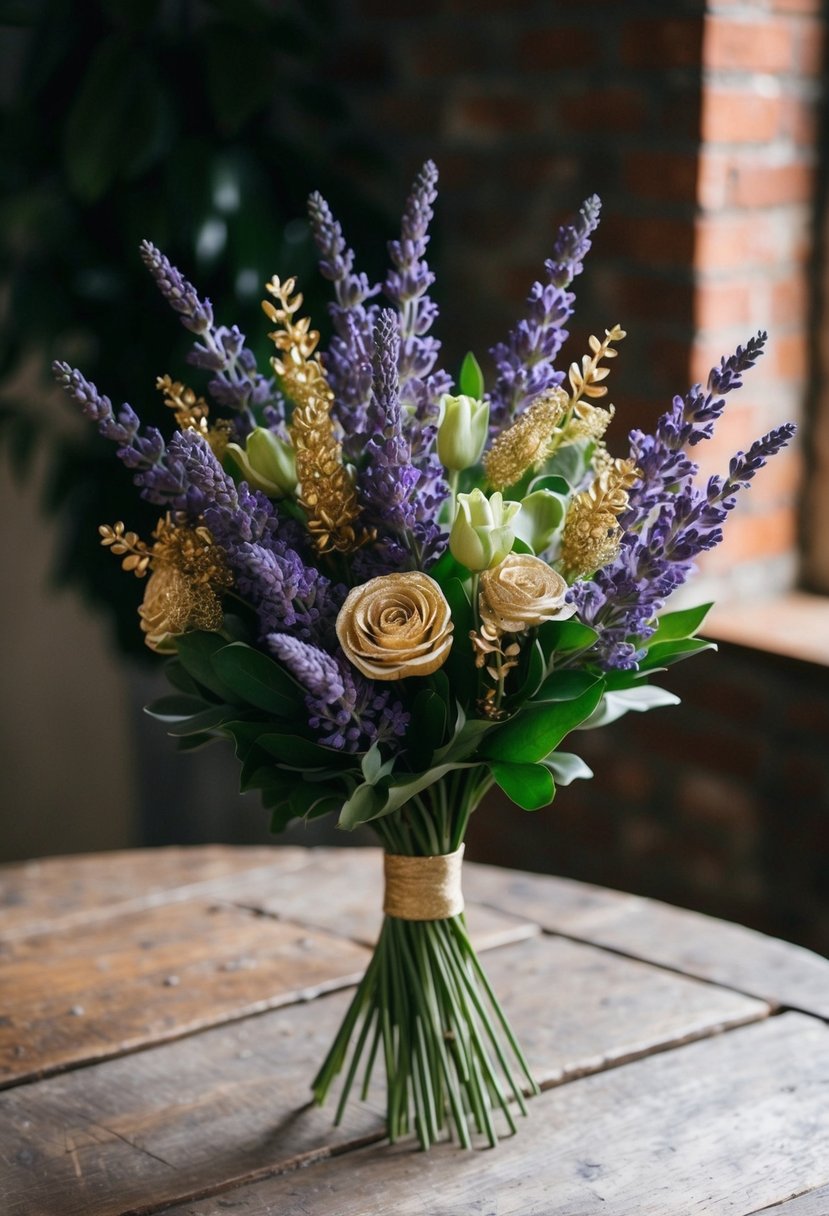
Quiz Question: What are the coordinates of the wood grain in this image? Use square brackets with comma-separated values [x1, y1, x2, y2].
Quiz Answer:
[221, 847, 538, 949]
[154, 1013, 829, 1216]
[746, 1184, 829, 1215]
[0, 934, 769, 1216]
[0, 846, 309, 940]
[463, 864, 829, 1017]
[0, 898, 369, 1087]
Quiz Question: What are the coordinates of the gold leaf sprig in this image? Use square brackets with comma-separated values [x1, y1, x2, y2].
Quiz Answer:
[99, 522, 152, 577]
[155, 375, 232, 459]
[263, 276, 369, 554]
[559, 457, 640, 580]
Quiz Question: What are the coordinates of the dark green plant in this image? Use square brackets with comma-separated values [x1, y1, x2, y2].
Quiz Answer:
[0, 0, 388, 654]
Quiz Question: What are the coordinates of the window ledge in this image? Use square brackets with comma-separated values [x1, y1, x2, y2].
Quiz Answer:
[703, 591, 829, 667]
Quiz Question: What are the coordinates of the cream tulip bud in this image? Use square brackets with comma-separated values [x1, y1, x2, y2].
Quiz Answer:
[513, 489, 566, 555]
[226, 428, 297, 497]
[437, 394, 490, 472]
[449, 489, 521, 572]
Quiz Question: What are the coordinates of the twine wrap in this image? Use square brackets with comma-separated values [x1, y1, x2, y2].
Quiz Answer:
[383, 845, 465, 921]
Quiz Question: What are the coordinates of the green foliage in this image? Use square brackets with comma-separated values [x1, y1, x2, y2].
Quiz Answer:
[1, 0, 389, 657]
[489, 761, 555, 811]
[482, 681, 605, 764]
[458, 351, 484, 399]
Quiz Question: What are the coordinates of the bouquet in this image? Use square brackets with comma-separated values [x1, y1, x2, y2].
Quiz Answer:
[53, 161, 794, 1150]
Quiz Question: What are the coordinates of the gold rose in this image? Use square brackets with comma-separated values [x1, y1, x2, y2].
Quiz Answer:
[336, 572, 454, 682]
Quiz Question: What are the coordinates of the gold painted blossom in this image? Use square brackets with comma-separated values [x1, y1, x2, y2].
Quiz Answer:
[336, 572, 454, 681]
[559, 457, 640, 580]
[484, 326, 626, 492]
[478, 553, 574, 635]
[156, 375, 232, 459]
[263, 276, 367, 554]
[484, 388, 567, 491]
[100, 515, 232, 651]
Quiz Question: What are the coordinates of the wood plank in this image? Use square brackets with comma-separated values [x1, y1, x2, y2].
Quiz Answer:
[463, 863, 829, 1018]
[0, 846, 310, 940]
[0, 899, 369, 1087]
[0, 934, 769, 1216]
[223, 848, 539, 950]
[747, 1184, 829, 1215]
[154, 1013, 829, 1216]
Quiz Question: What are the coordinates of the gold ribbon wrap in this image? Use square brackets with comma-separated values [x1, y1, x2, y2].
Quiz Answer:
[383, 845, 465, 921]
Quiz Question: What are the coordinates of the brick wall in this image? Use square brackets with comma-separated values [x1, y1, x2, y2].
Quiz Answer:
[325, 0, 829, 950]
[333, 0, 823, 598]
[467, 642, 829, 956]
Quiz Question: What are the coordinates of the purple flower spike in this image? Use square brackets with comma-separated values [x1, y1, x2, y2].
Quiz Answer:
[139, 241, 280, 432]
[489, 195, 601, 433]
[268, 633, 410, 752]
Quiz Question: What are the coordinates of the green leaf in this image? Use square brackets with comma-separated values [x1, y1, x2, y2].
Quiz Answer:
[528, 474, 570, 496]
[534, 670, 602, 702]
[649, 602, 713, 644]
[174, 632, 245, 703]
[145, 694, 211, 722]
[166, 705, 236, 737]
[175, 733, 221, 753]
[506, 639, 545, 709]
[577, 685, 680, 730]
[459, 351, 484, 398]
[490, 761, 555, 811]
[164, 660, 201, 696]
[482, 681, 605, 763]
[542, 752, 594, 785]
[338, 783, 389, 830]
[433, 709, 497, 764]
[538, 618, 599, 662]
[257, 733, 351, 769]
[407, 688, 448, 772]
[426, 548, 467, 589]
[212, 642, 303, 716]
[638, 638, 717, 670]
[441, 577, 477, 709]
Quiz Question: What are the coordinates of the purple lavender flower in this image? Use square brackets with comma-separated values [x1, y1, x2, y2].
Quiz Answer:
[489, 195, 601, 434]
[139, 240, 280, 434]
[571, 337, 795, 669]
[267, 634, 410, 752]
[307, 192, 379, 454]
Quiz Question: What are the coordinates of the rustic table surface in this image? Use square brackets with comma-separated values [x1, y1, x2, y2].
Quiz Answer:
[1, 845, 828, 1216]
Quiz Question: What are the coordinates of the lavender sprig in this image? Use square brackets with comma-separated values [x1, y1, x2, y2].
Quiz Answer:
[267, 634, 409, 752]
[139, 241, 279, 434]
[489, 195, 601, 433]
[308, 192, 380, 453]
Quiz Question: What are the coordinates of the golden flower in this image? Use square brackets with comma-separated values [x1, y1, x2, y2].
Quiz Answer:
[138, 564, 224, 653]
[483, 388, 567, 491]
[479, 552, 575, 635]
[560, 457, 640, 580]
[336, 572, 454, 681]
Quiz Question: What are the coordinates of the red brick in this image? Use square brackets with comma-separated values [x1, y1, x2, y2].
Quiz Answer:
[558, 86, 647, 134]
[449, 93, 542, 139]
[701, 89, 783, 143]
[730, 159, 815, 208]
[774, 329, 809, 378]
[781, 96, 820, 147]
[617, 276, 694, 323]
[623, 150, 698, 204]
[771, 272, 809, 325]
[695, 213, 782, 271]
[602, 214, 695, 268]
[408, 33, 492, 78]
[678, 772, 759, 835]
[697, 150, 731, 210]
[770, 0, 823, 14]
[703, 17, 797, 73]
[793, 18, 826, 74]
[517, 25, 598, 70]
[621, 18, 703, 68]
[694, 278, 756, 331]
[704, 503, 798, 567]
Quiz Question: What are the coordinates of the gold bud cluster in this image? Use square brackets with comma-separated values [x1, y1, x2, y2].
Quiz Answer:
[559, 457, 640, 580]
[483, 388, 567, 491]
[263, 276, 368, 554]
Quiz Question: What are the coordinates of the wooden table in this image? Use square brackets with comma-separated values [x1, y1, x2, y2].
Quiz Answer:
[1, 846, 828, 1216]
